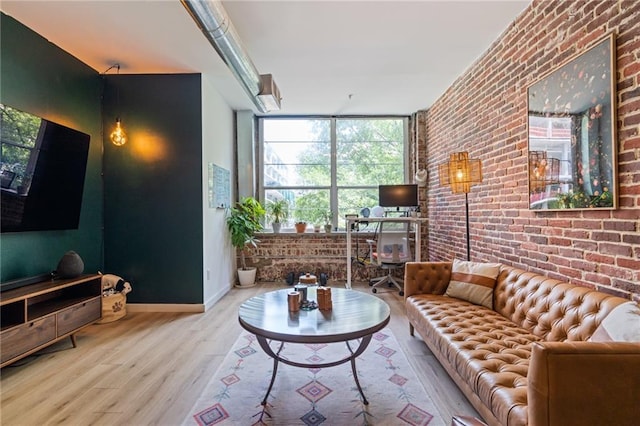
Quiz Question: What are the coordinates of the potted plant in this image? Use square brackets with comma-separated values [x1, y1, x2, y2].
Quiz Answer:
[266, 199, 289, 233]
[323, 210, 333, 233]
[310, 208, 329, 233]
[294, 221, 308, 233]
[294, 207, 308, 233]
[226, 196, 265, 286]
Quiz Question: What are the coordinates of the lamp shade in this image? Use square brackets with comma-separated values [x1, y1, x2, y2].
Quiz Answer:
[438, 151, 483, 194]
[529, 151, 559, 192]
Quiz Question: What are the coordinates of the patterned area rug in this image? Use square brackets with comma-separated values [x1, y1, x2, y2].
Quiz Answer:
[184, 328, 445, 426]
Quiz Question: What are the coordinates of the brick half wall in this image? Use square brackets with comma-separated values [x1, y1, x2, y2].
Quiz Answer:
[241, 231, 410, 285]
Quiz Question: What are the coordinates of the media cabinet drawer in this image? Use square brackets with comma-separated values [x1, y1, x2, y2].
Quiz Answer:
[57, 297, 101, 336]
[0, 316, 56, 364]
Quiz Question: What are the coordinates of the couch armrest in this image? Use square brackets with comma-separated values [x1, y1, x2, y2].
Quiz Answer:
[403, 262, 452, 299]
[528, 341, 640, 426]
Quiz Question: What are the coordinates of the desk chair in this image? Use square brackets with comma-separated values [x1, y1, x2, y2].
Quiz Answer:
[367, 220, 411, 295]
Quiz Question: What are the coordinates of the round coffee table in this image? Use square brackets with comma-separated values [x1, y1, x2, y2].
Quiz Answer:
[238, 287, 391, 405]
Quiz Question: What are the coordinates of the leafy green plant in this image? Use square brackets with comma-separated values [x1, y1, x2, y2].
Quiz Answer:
[556, 189, 613, 209]
[267, 199, 289, 224]
[293, 208, 308, 225]
[590, 189, 613, 208]
[294, 207, 328, 225]
[323, 210, 333, 225]
[226, 197, 265, 270]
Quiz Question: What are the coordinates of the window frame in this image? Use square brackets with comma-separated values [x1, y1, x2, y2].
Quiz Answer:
[258, 115, 410, 230]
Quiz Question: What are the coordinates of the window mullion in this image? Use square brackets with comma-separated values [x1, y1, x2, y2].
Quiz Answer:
[402, 117, 410, 182]
[330, 118, 338, 228]
[260, 116, 408, 230]
[257, 118, 265, 202]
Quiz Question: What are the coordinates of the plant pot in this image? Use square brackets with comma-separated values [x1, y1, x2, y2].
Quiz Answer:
[237, 267, 257, 287]
[272, 222, 282, 233]
[313, 225, 321, 233]
[295, 222, 307, 233]
[324, 224, 332, 233]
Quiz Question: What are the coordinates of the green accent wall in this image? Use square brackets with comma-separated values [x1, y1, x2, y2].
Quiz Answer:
[102, 74, 203, 303]
[0, 13, 103, 282]
[1, 14, 204, 305]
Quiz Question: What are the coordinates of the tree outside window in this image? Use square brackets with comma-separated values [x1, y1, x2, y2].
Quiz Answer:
[0, 104, 42, 194]
[261, 117, 408, 230]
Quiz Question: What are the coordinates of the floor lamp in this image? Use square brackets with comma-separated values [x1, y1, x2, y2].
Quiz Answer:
[438, 152, 483, 261]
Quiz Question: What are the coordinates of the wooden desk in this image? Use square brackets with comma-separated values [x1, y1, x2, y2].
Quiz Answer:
[345, 216, 428, 289]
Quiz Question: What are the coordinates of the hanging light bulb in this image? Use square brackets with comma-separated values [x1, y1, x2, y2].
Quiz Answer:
[103, 63, 127, 147]
[110, 118, 127, 146]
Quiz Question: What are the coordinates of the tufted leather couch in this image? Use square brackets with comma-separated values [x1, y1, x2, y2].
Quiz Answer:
[404, 261, 640, 426]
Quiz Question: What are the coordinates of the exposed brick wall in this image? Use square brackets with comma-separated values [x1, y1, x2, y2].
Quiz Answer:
[423, 0, 640, 301]
[415, 110, 430, 257]
[245, 231, 404, 285]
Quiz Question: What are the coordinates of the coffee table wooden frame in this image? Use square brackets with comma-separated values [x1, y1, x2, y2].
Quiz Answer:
[238, 288, 391, 405]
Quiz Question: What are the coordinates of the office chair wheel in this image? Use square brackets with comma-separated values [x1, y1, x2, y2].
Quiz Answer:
[372, 288, 377, 293]
[368, 280, 374, 286]
[319, 272, 328, 286]
[399, 291, 404, 296]
[285, 272, 295, 286]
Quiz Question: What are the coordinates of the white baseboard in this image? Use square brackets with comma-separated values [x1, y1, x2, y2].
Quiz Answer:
[204, 283, 233, 311]
[127, 303, 205, 313]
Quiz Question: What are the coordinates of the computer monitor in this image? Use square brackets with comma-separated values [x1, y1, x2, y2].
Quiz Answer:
[378, 184, 418, 208]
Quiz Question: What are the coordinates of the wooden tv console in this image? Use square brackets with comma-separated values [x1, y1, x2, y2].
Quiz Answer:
[0, 274, 102, 367]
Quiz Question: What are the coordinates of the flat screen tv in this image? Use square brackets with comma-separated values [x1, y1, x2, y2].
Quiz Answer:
[378, 184, 418, 208]
[1, 104, 90, 233]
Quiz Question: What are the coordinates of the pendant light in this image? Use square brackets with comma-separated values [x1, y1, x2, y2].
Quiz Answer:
[110, 117, 127, 146]
[105, 64, 127, 146]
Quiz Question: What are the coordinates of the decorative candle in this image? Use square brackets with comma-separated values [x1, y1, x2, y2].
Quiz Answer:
[318, 287, 332, 310]
[288, 291, 300, 312]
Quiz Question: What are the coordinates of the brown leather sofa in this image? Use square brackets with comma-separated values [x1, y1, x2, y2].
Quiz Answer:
[404, 261, 640, 426]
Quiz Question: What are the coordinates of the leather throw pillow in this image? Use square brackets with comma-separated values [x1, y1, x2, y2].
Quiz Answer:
[445, 259, 501, 309]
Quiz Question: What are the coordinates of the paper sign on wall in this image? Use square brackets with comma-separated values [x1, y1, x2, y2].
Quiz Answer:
[208, 163, 230, 209]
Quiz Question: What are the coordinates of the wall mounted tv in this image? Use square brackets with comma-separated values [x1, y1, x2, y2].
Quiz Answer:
[1, 104, 90, 233]
[378, 184, 418, 208]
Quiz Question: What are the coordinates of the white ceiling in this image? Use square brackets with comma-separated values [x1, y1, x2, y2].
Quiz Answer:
[1, 0, 529, 116]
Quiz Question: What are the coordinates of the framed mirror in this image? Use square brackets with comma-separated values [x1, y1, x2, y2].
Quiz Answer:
[527, 33, 617, 210]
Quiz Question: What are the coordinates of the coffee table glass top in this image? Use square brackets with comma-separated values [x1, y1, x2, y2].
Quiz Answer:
[238, 288, 390, 343]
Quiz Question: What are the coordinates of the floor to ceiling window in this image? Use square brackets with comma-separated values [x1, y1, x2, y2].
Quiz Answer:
[259, 116, 408, 230]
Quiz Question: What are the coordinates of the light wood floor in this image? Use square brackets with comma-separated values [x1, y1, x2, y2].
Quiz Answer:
[0, 281, 479, 425]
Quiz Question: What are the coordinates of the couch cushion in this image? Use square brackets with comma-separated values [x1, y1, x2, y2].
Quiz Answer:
[493, 265, 631, 341]
[406, 294, 541, 426]
[407, 263, 639, 426]
[445, 259, 500, 309]
[589, 301, 640, 342]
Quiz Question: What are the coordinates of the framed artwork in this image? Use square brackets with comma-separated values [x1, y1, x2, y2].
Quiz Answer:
[527, 32, 617, 210]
